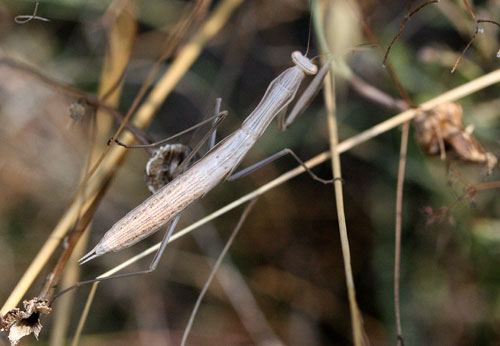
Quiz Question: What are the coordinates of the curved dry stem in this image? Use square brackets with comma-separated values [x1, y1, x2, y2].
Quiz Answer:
[383, 0, 439, 66]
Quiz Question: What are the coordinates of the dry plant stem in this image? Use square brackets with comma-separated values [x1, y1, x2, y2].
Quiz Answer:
[94, 0, 138, 140]
[451, 31, 478, 74]
[323, 66, 367, 345]
[15, 0, 49, 24]
[71, 283, 98, 346]
[0, 58, 149, 145]
[395, 122, 409, 346]
[451, 26, 500, 73]
[362, 14, 413, 345]
[348, 75, 407, 112]
[39, 179, 112, 302]
[383, 0, 439, 66]
[54, 7, 138, 345]
[80, 68, 500, 294]
[469, 181, 500, 192]
[49, 227, 89, 346]
[103, 0, 211, 148]
[180, 199, 258, 346]
[191, 207, 283, 346]
[462, 0, 476, 22]
[477, 19, 500, 29]
[0, 0, 243, 315]
[451, 0, 500, 73]
[314, 3, 367, 343]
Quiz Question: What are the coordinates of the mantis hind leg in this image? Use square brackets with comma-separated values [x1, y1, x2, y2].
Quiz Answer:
[52, 215, 181, 304]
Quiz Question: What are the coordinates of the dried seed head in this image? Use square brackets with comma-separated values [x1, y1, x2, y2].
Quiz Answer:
[1, 297, 51, 345]
[413, 102, 497, 173]
[67, 99, 88, 121]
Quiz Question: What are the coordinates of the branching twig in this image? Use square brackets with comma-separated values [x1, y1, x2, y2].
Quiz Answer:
[451, 0, 500, 73]
[383, 0, 439, 66]
[0, 58, 150, 146]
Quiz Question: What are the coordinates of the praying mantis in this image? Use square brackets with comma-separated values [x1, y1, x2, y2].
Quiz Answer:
[69, 49, 333, 289]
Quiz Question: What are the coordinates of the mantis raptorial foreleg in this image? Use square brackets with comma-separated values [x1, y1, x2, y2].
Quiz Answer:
[277, 58, 330, 131]
[227, 61, 333, 183]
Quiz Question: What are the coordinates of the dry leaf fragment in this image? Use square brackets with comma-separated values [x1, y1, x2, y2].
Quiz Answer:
[413, 102, 498, 173]
[145, 144, 191, 193]
[0, 297, 51, 345]
[67, 99, 88, 121]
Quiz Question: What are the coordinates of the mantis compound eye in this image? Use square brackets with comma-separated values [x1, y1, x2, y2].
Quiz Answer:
[291, 51, 318, 75]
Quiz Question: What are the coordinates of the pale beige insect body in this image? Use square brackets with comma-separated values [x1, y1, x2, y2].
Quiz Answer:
[79, 51, 318, 264]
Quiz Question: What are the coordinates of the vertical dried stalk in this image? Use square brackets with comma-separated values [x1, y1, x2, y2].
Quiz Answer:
[394, 122, 409, 346]
[314, 1, 368, 344]
[49, 3, 138, 345]
[322, 67, 367, 346]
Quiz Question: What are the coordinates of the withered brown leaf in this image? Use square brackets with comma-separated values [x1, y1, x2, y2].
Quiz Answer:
[413, 102, 497, 173]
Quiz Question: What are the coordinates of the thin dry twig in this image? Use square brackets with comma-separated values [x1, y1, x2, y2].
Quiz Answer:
[424, 180, 500, 226]
[451, 0, 500, 73]
[361, 15, 415, 345]
[15, 0, 49, 24]
[40, 180, 112, 302]
[190, 204, 284, 346]
[383, 0, 439, 66]
[0, 58, 150, 146]
[180, 199, 258, 346]
[395, 122, 409, 346]
[48, 226, 89, 346]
